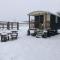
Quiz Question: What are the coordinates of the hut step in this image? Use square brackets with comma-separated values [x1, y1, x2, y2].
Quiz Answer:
[36, 31, 43, 38]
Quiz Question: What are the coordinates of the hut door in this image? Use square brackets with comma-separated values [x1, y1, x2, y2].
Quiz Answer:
[35, 16, 40, 28]
[40, 15, 44, 24]
[35, 15, 44, 28]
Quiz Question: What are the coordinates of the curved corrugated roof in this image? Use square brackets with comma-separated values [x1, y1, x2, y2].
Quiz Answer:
[28, 11, 50, 16]
[28, 11, 60, 17]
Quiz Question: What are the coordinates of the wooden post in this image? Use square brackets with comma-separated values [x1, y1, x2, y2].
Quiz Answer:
[11, 22, 13, 29]
[45, 13, 47, 29]
[7, 22, 10, 30]
[29, 15, 30, 30]
[27, 15, 30, 35]
[3, 24, 4, 29]
[17, 22, 19, 30]
[0, 24, 1, 29]
[39, 15, 40, 29]
[44, 13, 46, 30]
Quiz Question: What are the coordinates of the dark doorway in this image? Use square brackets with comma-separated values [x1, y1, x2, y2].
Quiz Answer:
[34, 15, 44, 28]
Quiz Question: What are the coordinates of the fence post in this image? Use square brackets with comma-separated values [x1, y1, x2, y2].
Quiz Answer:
[2, 24, 4, 29]
[11, 22, 13, 29]
[7, 22, 10, 30]
[17, 22, 19, 30]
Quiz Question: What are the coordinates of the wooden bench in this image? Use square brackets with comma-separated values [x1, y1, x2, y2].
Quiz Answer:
[0, 30, 18, 42]
[11, 31, 18, 40]
[1, 34, 9, 42]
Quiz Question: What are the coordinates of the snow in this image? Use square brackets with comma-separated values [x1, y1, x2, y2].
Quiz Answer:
[0, 25, 60, 60]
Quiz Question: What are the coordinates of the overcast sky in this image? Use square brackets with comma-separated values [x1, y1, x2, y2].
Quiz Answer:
[0, 0, 60, 22]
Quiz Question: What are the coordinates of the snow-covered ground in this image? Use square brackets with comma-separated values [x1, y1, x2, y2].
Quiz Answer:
[0, 24, 60, 60]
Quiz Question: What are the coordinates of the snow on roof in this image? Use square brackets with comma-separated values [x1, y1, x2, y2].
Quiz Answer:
[28, 11, 60, 17]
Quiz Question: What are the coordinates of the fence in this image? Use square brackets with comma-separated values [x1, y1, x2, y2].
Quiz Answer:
[0, 21, 19, 30]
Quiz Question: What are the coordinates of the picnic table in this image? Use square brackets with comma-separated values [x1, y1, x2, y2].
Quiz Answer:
[0, 29, 18, 42]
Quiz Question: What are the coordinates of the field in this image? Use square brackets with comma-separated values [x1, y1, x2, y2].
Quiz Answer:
[0, 24, 60, 60]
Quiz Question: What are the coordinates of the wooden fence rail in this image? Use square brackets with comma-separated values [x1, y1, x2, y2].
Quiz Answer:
[0, 21, 19, 30]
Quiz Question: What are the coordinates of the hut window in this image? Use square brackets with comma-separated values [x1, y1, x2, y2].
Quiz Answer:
[56, 16, 58, 23]
[30, 16, 34, 22]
